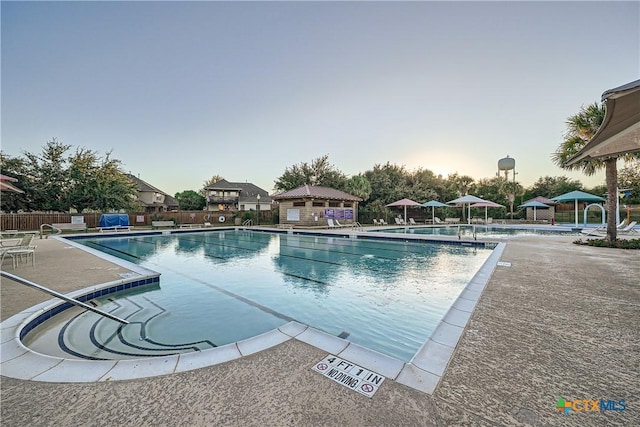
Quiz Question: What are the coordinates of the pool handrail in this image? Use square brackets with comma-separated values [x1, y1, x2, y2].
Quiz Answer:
[1, 271, 130, 325]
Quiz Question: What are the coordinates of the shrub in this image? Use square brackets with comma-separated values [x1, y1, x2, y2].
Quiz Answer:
[573, 238, 640, 249]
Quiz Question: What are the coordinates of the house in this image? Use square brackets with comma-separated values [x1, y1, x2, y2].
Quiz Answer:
[126, 174, 179, 213]
[203, 179, 271, 213]
[271, 184, 362, 227]
[521, 196, 557, 221]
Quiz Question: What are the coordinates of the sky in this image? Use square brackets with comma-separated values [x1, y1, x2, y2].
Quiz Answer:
[2, 1, 639, 197]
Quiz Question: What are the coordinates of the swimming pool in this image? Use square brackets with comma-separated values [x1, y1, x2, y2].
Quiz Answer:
[23, 230, 493, 363]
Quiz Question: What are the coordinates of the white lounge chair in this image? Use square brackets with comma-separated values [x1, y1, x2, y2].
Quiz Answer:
[394, 217, 405, 225]
[379, 219, 388, 226]
[583, 219, 630, 236]
[409, 218, 418, 225]
[433, 217, 443, 224]
[327, 219, 337, 228]
[1, 234, 36, 269]
[619, 221, 638, 234]
[334, 220, 352, 228]
[373, 219, 380, 226]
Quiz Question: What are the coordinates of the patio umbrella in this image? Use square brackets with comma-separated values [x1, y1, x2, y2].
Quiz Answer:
[447, 195, 488, 224]
[519, 200, 549, 221]
[421, 200, 449, 223]
[550, 190, 605, 226]
[0, 174, 24, 193]
[386, 198, 422, 224]
[470, 201, 505, 223]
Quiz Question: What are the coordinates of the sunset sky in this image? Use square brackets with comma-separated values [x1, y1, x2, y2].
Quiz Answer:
[2, 1, 638, 196]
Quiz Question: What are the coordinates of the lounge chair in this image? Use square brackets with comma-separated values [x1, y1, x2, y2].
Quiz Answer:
[379, 219, 388, 226]
[373, 219, 380, 226]
[394, 217, 405, 225]
[1, 234, 36, 269]
[334, 220, 352, 228]
[583, 219, 630, 236]
[327, 219, 337, 228]
[433, 217, 443, 224]
[619, 221, 638, 234]
[409, 218, 418, 225]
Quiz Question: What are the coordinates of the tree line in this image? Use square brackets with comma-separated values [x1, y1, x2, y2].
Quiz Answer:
[2, 111, 638, 219]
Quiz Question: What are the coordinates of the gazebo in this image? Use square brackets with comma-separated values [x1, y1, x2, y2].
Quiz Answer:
[272, 185, 362, 227]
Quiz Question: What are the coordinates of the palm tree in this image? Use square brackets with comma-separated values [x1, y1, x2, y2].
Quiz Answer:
[552, 102, 619, 241]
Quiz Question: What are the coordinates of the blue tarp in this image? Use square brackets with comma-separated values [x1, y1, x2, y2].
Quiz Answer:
[99, 214, 130, 228]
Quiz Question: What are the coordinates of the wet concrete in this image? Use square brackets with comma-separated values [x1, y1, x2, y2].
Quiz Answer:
[1, 234, 638, 426]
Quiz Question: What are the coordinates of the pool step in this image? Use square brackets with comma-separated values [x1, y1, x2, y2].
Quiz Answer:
[29, 297, 217, 360]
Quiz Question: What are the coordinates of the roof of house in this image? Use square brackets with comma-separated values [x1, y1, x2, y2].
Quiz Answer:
[204, 179, 271, 203]
[271, 185, 362, 201]
[126, 174, 179, 207]
[523, 196, 558, 206]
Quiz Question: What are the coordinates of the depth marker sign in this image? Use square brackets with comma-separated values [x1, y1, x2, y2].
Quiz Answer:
[312, 354, 385, 398]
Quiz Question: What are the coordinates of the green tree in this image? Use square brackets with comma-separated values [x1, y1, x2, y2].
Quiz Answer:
[521, 176, 583, 201]
[22, 138, 71, 211]
[552, 102, 639, 241]
[175, 190, 206, 210]
[274, 155, 347, 192]
[618, 160, 640, 205]
[90, 155, 139, 212]
[1, 138, 137, 213]
[407, 168, 443, 203]
[344, 175, 372, 201]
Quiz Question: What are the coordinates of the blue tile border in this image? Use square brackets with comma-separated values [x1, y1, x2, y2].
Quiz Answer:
[18, 276, 160, 341]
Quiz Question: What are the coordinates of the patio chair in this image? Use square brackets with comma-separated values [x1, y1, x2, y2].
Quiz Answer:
[409, 218, 418, 225]
[373, 219, 380, 226]
[394, 217, 405, 225]
[619, 221, 638, 234]
[379, 219, 388, 226]
[2, 234, 36, 269]
[433, 217, 443, 224]
[327, 219, 338, 228]
[583, 219, 629, 236]
[334, 220, 351, 228]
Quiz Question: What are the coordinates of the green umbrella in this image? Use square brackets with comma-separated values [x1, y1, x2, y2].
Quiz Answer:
[421, 200, 448, 223]
[550, 190, 605, 226]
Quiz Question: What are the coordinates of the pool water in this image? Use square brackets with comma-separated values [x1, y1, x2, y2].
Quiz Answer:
[372, 225, 580, 238]
[25, 230, 492, 362]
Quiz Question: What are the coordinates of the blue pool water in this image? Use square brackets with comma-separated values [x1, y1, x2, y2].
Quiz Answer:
[27, 230, 493, 362]
[371, 224, 580, 238]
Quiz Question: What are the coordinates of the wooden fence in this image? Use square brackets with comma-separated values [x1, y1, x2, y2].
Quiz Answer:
[1, 210, 273, 232]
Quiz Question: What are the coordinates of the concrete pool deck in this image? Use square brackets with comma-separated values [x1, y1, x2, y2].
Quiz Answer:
[1, 232, 638, 426]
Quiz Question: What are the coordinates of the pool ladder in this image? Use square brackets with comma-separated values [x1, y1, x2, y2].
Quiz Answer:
[457, 225, 478, 240]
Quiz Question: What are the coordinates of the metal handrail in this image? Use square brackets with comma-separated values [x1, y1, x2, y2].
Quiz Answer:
[1, 271, 129, 325]
[39, 223, 59, 239]
[242, 219, 253, 226]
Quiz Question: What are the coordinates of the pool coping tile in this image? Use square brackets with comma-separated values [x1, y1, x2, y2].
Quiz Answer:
[395, 363, 441, 394]
[410, 339, 455, 376]
[0, 349, 64, 380]
[236, 328, 291, 356]
[278, 321, 308, 338]
[101, 355, 180, 381]
[441, 306, 473, 328]
[337, 342, 405, 379]
[32, 358, 118, 382]
[175, 343, 242, 373]
[295, 327, 350, 355]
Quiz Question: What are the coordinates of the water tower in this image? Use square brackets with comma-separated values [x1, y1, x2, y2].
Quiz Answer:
[498, 156, 516, 218]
